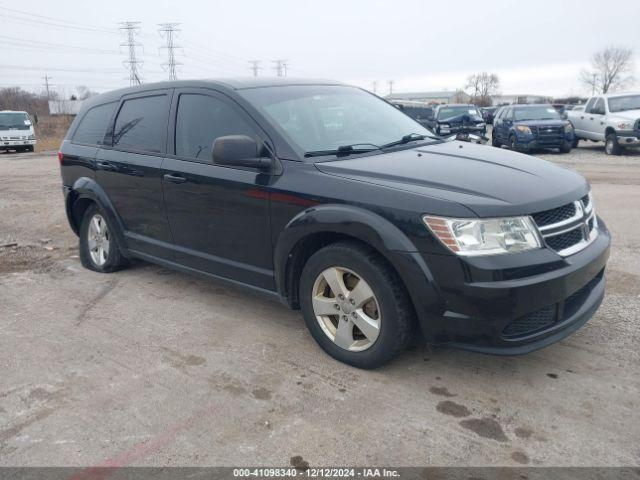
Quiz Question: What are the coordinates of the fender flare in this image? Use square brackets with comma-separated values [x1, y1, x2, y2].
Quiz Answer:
[273, 204, 440, 317]
[68, 177, 130, 256]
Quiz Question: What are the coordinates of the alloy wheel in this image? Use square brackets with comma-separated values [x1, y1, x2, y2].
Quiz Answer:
[311, 266, 381, 352]
[87, 213, 110, 266]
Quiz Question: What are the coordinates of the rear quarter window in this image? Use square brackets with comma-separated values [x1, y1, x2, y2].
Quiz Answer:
[72, 102, 117, 145]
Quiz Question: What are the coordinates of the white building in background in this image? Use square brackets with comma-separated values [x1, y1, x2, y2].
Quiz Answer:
[48, 100, 83, 115]
[493, 94, 552, 105]
[386, 90, 472, 104]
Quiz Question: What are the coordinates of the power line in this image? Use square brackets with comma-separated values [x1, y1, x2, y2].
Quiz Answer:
[158, 23, 181, 81]
[0, 6, 119, 34]
[119, 22, 143, 86]
[248, 60, 261, 77]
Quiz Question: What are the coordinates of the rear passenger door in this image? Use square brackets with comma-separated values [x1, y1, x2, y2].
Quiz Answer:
[161, 88, 274, 290]
[95, 89, 174, 259]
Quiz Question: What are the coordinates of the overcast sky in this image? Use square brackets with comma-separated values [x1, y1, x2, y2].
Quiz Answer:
[1, 0, 638, 98]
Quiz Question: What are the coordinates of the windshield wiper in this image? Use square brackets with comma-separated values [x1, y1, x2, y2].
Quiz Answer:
[304, 143, 381, 158]
[380, 133, 431, 149]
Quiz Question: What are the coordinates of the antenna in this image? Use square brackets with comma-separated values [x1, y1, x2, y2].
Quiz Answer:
[119, 22, 143, 85]
[158, 23, 181, 81]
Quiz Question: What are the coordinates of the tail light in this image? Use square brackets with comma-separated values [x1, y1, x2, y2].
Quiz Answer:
[57, 151, 64, 165]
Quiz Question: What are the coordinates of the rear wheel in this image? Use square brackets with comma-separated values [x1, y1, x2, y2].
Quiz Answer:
[605, 133, 622, 155]
[299, 241, 415, 369]
[79, 204, 127, 273]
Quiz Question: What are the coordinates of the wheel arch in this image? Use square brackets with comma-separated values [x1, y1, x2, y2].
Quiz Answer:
[604, 126, 617, 137]
[274, 204, 426, 311]
[67, 177, 130, 256]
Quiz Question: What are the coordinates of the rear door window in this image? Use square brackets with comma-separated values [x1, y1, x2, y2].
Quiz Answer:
[112, 94, 169, 153]
[72, 102, 116, 145]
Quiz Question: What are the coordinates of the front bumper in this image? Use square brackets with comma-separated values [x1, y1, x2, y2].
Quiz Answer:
[0, 139, 36, 148]
[515, 132, 573, 150]
[393, 219, 610, 354]
[616, 131, 640, 147]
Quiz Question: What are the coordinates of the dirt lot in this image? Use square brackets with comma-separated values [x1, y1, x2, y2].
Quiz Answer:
[0, 143, 639, 467]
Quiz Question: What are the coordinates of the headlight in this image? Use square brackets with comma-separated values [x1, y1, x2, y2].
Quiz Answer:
[516, 125, 532, 134]
[423, 215, 541, 256]
[476, 123, 485, 127]
[618, 121, 633, 129]
[28, 134, 36, 140]
[440, 124, 450, 128]
[564, 123, 573, 132]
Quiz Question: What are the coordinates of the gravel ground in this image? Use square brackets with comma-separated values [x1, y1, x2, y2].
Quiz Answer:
[0, 145, 639, 467]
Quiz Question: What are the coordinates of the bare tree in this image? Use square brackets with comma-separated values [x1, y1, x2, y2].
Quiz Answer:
[466, 72, 500, 106]
[75, 85, 97, 100]
[580, 46, 635, 95]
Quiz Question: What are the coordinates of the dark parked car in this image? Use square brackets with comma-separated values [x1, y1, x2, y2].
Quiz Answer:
[426, 104, 486, 138]
[492, 104, 575, 153]
[59, 79, 609, 368]
[480, 106, 498, 124]
[390, 100, 434, 128]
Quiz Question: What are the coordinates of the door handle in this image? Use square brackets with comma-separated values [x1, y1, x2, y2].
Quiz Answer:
[163, 173, 187, 184]
[95, 160, 114, 171]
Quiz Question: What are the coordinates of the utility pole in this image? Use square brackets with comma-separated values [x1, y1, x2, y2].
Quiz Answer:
[388, 80, 394, 96]
[158, 23, 181, 81]
[271, 59, 288, 77]
[249, 60, 261, 77]
[591, 73, 598, 96]
[119, 22, 143, 85]
[372, 81, 378, 95]
[42, 75, 52, 99]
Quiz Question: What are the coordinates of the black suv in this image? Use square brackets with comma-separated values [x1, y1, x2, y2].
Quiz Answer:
[59, 79, 610, 368]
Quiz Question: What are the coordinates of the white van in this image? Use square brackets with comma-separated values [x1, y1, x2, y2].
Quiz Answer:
[0, 110, 36, 152]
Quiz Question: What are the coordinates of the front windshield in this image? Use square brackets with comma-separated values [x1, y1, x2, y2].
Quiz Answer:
[437, 106, 481, 120]
[513, 106, 560, 121]
[0, 112, 31, 130]
[608, 95, 640, 113]
[239, 85, 436, 155]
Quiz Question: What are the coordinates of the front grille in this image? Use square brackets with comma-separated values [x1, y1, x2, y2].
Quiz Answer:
[503, 305, 556, 337]
[502, 269, 604, 339]
[581, 194, 590, 209]
[545, 228, 584, 251]
[531, 203, 576, 227]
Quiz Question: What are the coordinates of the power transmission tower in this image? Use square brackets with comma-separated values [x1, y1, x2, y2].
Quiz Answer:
[249, 60, 261, 77]
[158, 23, 181, 81]
[388, 80, 394, 96]
[271, 59, 288, 77]
[119, 22, 143, 85]
[42, 75, 52, 99]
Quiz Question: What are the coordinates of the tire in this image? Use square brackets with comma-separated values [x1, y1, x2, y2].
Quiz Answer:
[572, 136, 579, 148]
[605, 133, 622, 155]
[26, 145, 34, 152]
[508, 135, 518, 151]
[299, 241, 415, 369]
[491, 132, 501, 147]
[79, 204, 127, 273]
[560, 143, 572, 154]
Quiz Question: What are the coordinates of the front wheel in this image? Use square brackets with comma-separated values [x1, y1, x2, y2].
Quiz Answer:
[560, 143, 572, 154]
[605, 133, 623, 155]
[79, 204, 127, 273]
[299, 241, 415, 369]
[491, 132, 501, 147]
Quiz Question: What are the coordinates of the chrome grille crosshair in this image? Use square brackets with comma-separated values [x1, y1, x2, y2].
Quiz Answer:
[531, 194, 597, 256]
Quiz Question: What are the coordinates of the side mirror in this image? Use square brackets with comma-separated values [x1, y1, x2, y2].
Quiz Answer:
[212, 135, 271, 170]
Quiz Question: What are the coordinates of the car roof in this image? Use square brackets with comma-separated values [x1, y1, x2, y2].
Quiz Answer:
[79, 78, 350, 110]
[512, 104, 554, 108]
[439, 104, 475, 107]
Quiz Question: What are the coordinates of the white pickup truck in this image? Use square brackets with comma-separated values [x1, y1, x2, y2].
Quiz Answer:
[0, 110, 36, 153]
[567, 92, 640, 155]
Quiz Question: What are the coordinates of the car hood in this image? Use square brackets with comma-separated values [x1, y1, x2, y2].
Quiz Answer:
[609, 109, 640, 121]
[315, 141, 588, 217]
[514, 119, 566, 127]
